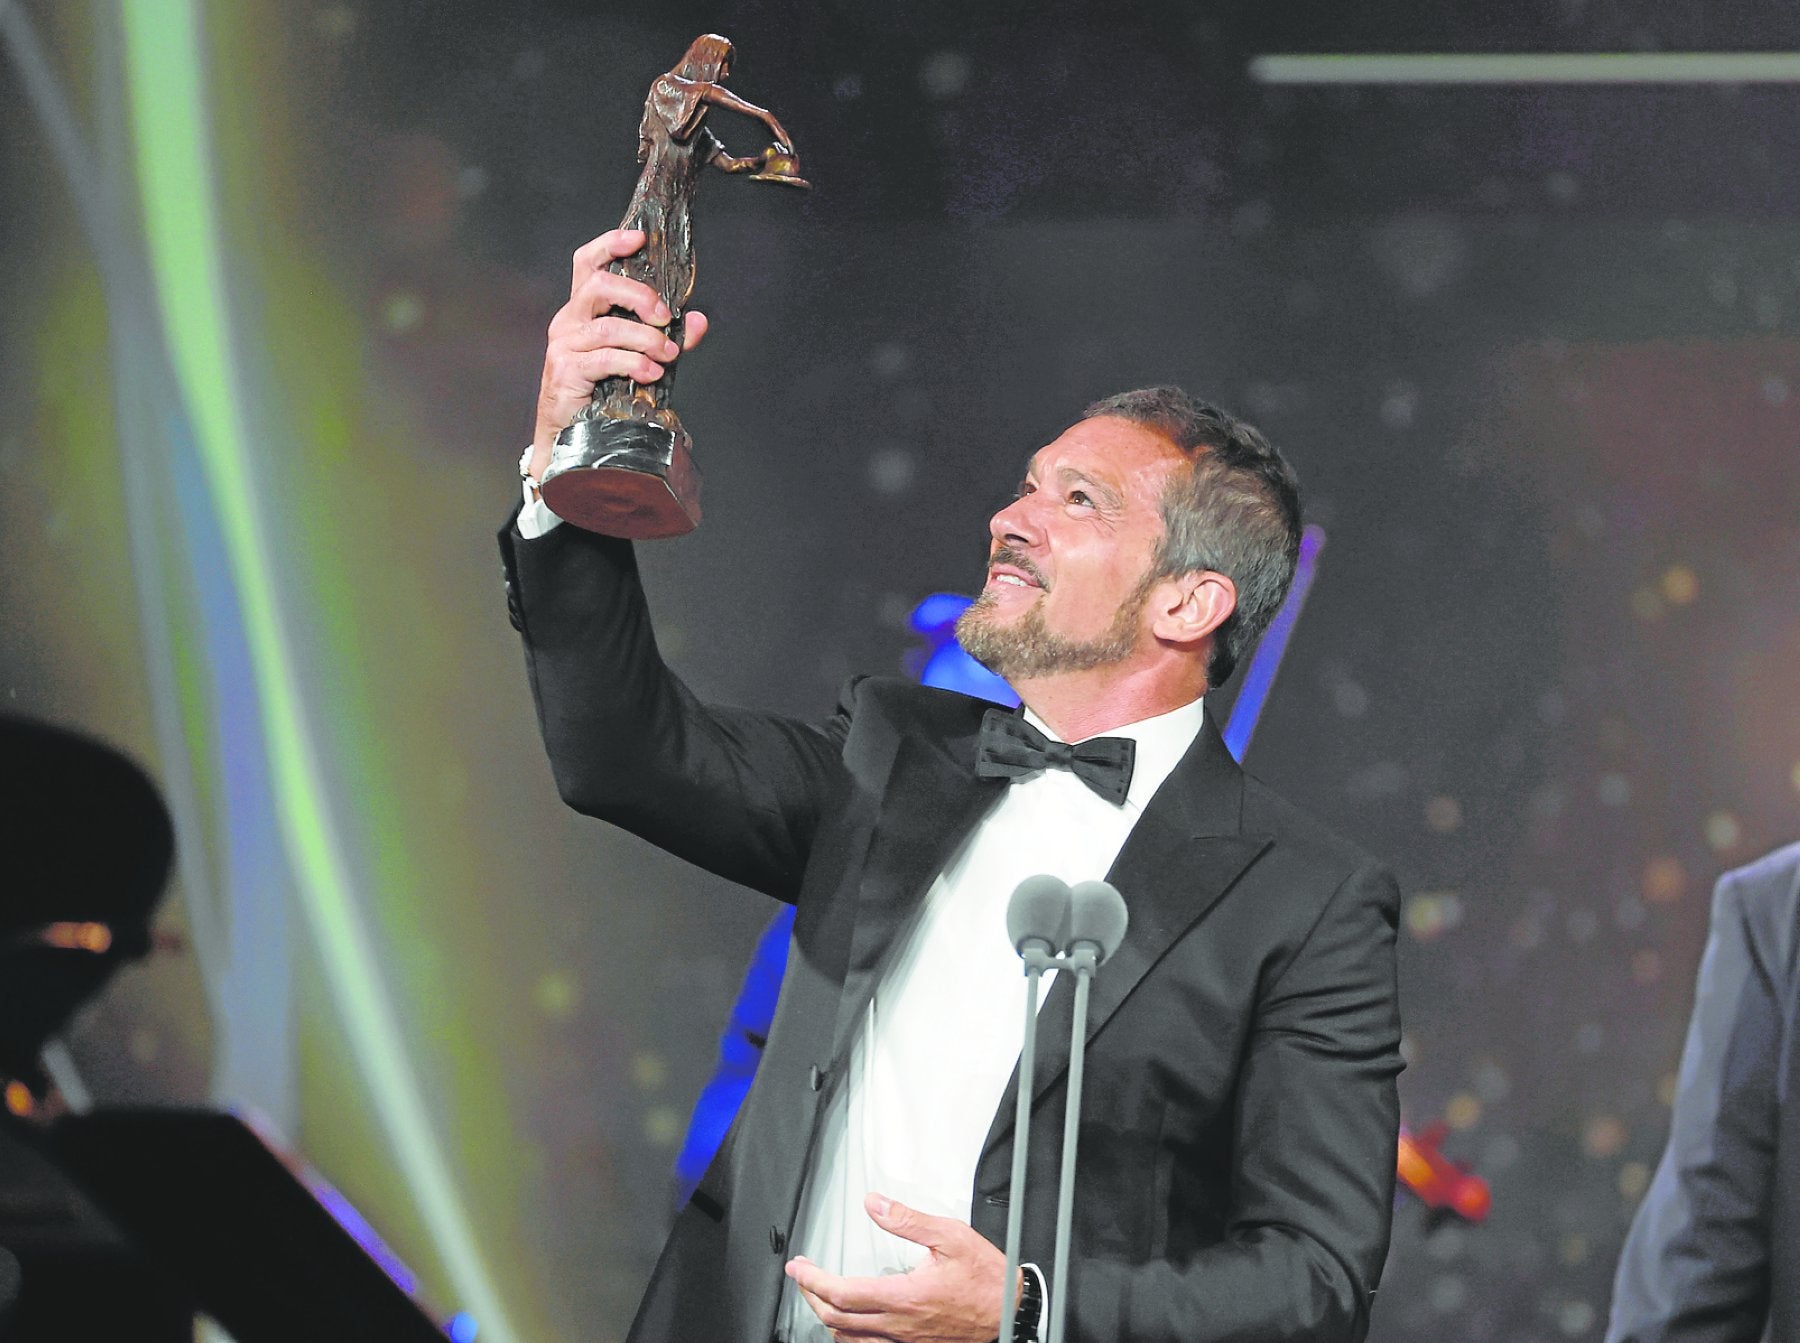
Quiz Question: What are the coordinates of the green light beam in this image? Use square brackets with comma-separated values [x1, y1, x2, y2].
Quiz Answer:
[116, 2, 518, 1337]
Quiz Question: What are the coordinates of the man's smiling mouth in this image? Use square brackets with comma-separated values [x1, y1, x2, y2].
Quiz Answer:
[986, 547, 1048, 590]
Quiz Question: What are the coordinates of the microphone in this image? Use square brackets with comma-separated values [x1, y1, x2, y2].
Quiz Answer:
[1007, 873, 1073, 966]
[1047, 880, 1127, 1343]
[1065, 879, 1129, 967]
[1000, 875, 1073, 1340]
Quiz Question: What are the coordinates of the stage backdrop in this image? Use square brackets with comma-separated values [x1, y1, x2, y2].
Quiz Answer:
[3, 2, 1798, 1340]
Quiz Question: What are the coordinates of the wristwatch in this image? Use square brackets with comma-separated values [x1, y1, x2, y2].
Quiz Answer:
[1013, 1264, 1045, 1343]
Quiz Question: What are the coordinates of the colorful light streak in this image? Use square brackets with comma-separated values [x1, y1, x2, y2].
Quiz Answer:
[114, 2, 516, 1337]
[2, 0, 235, 1027]
[1222, 524, 1325, 761]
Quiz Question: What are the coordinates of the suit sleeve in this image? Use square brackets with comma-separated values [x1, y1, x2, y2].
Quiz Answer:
[1072, 860, 1403, 1343]
[1605, 868, 1784, 1343]
[499, 512, 847, 901]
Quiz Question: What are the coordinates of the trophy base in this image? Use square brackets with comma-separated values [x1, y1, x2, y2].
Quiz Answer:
[540, 417, 702, 539]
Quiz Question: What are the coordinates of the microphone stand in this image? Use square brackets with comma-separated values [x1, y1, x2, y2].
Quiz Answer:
[1000, 875, 1121, 1343]
[1001, 938, 1052, 1338]
[1045, 942, 1098, 1343]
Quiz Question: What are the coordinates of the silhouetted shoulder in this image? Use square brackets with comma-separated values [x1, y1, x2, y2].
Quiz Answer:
[1715, 841, 1800, 987]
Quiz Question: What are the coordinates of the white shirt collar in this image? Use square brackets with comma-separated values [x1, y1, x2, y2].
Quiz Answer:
[1020, 696, 1207, 813]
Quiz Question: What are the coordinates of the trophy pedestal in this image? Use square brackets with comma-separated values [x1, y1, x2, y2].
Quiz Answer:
[540, 416, 703, 539]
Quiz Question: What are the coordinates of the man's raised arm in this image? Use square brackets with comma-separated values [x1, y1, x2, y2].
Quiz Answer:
[502, 231, 840, 901]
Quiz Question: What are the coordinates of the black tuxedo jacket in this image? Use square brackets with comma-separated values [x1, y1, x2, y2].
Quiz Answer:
[1607, 843, 1800, 1343]
[501, 517, 1403, 1343]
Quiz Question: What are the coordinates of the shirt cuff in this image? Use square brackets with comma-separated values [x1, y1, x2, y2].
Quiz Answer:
[517, 481, 563, 539]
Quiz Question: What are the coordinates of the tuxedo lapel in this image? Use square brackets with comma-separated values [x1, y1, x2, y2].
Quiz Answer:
[827, 711, 1002, 1068]
[981, 712, 1271, 1160]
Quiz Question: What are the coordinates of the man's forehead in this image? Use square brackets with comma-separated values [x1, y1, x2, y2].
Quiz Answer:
[1024, 417, 1186, 481]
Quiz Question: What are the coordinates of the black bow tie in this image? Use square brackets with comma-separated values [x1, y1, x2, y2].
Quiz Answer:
[974, 708, 1136, 806]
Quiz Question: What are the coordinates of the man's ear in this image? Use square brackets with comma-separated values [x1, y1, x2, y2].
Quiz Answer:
[1148, 571, 1236, 650]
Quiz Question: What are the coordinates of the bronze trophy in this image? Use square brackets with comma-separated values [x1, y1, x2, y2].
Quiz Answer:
[540, 34, 809, 539]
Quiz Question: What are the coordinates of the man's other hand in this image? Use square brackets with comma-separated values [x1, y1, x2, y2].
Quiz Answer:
[526, 228, 711, 481]
[785, 1193, 1009, 1343]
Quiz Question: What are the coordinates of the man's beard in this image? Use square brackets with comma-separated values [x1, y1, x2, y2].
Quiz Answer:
[956, 564, 1154, 681]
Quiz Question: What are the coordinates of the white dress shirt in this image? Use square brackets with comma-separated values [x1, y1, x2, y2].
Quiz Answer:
[778, 698, 1206, 1342]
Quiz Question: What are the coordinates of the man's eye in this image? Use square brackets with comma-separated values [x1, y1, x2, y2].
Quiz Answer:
[1069, 490, 1093, 507]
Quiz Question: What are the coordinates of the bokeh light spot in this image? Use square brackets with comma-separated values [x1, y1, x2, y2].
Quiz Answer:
[632, 1051, 667, 1091]
[1619, 1162, 1651, 1201]
[643, 1105, 681, 1147]
[868, 343, 912, 379]
[1425, 796, 1463, 833]
[867, 446, 918, 496]
[1705, 810, 1742, 852]
[1567, 909, 1601, 945]
[1558, 1300, 1595, 1337]
[1445, 1093, 1481, 1130]
[1659, 564, 1699, 605]
[381, 289, 426, 333]
[919, 50, 972, 100]
[1641, 855, 1685, 904]
[1584, 1114, 1628, 1158]
[533, 970, 578, 1022]
[1472, 1059, 1511, 1103]
[1631, 948, 1663, 984]
[1428, 1275, 1468, 1312]
[1405, 891, 1464, 942]
[1598, 772, 1632, 807]
[1509, 911, 1545, 950]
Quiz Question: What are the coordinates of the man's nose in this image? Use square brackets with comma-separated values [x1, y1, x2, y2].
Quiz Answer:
[989, 494, 1041, 548]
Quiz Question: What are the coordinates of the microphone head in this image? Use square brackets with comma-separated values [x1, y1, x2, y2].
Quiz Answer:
[1007, 874, 1073, 956]
[1067, 880, 1129, 964]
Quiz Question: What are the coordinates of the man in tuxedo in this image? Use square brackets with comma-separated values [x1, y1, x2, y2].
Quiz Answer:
[502, 229, 1403, 1343]
[1606, 841, 1800, 1343]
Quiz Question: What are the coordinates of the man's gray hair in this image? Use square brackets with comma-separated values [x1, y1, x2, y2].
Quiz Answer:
[1083, 387, 1302, 686]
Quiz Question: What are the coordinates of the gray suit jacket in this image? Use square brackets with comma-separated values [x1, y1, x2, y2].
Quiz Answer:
[1608, 842, 1800, 1343]
[502, 516, 1403, 1343]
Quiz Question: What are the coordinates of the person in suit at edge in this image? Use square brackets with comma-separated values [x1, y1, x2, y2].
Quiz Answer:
[500, 228, 1404, 1343]
[1607, 841, 1800, 1343]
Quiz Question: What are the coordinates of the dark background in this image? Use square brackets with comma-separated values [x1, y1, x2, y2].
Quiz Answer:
[4, 2, 1799, 1339]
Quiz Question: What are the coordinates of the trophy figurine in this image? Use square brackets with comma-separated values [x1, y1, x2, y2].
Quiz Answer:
[540, 34, 810, 538]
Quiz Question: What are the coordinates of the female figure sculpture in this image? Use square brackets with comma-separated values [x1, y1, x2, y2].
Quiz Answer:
[540, 34, 809, 538]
